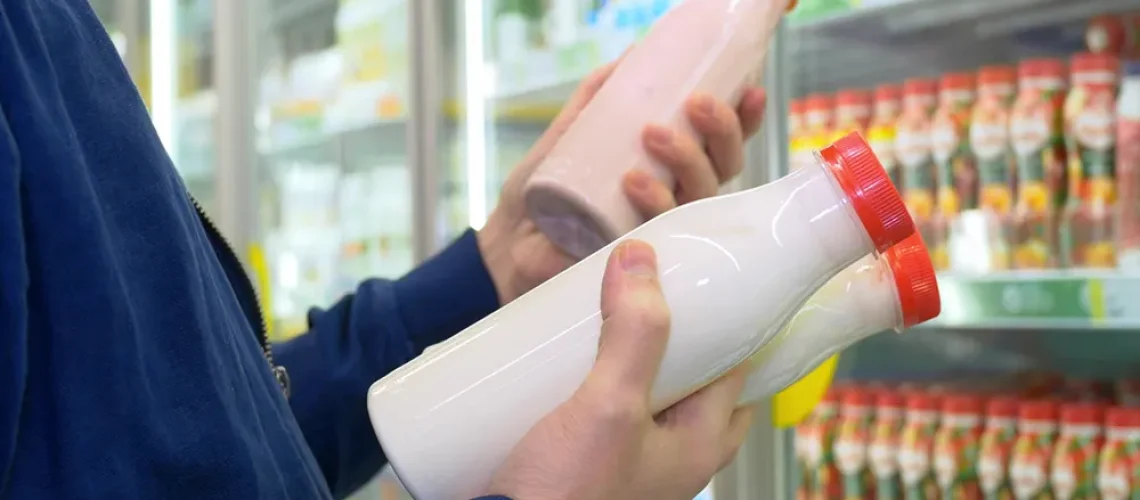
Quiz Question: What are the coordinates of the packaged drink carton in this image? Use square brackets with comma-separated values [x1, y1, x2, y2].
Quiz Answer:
[801, 389, 844, 500]
[838, 388, 879, 499]
[935, 395, 985, 500]
[1011, 58, 1068, 270]
[1116, 61, 1140, 270]
[979, 397, 1020, 500]
[1061, 52, 1120, 268]
[1050, 403, 1106, 500]
[900, 391, 942, 499]
[366, 133, 914, 500]
[869, 84, 904, 188]
[832, 89, 873, 143]
[872, 391, 907, 500]
[896, 78, 940, 268]
[1097, 407, 1140, 500]
[972, 66, 1018, 270]
[1010, 400, 1059, 500]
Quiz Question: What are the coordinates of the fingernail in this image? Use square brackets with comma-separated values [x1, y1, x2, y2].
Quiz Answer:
[646, 127, 672, 147]
[619, 241, 657, 276]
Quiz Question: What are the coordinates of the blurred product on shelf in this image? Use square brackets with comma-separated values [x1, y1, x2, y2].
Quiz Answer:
[896, 78, 939, 267]
[932, 71, 977, 272]
[803, 93, 836, 169]
[933, 394, 984, 499]
[1011, 58, 1068, 271]
[899, 390, 941, 499]
[1049, 403, 1106, 499]
[1116, 61, 1140, 270]
[972, 65, 1018, 273]
[1096, 406, 1140, 500]
[978, 396, 1019, 500]
[1085, 14, 1140, 57]
[871, 390, 907, 500]
[1061, 52, 1120, 269]
[1010, 399, 1059, 500]
[869, 84, 903, 187]
[799, 389, 843, 500]
[837, 388, 878, 499]
[831, 89, 872, 143]
[790, 97, 815, 170]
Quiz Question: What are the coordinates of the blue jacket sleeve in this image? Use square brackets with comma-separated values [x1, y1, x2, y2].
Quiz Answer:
[0, 107, 26, 495]
[273, 229, 501, 499]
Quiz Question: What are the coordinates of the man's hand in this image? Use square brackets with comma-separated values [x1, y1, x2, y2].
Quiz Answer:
[486, 240, 755, 500]
[477, 62, 767, 303]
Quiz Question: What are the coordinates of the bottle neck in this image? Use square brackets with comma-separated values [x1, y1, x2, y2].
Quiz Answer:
[772, 158, 877, 271]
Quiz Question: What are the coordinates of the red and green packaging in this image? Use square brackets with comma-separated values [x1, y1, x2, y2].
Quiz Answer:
[935, 395, 985, 500]
[900, 391, 942, 499]
[871, 391, 907, 500]
[837, 388, 877, 499]
[1049, 403, 1106, 500]
[799, 389, 843, 500]
[1097, 406, 1140, 499]
[1010, 399, 1059, 499]
[979, 397, 1020, 500]
[1061, 52, 1121, 268]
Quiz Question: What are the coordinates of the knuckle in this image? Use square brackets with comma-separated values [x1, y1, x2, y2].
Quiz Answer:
[586, 392, 647, 428]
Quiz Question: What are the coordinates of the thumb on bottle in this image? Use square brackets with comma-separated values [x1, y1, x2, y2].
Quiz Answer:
[585, 240, 671, 404]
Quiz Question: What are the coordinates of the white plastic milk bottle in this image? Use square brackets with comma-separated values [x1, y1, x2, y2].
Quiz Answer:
[522, 0, 795, 259]
[366, 133, 913, 500]
[737, 232, 942, 405]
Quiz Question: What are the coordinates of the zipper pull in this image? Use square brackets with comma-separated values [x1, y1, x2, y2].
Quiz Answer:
[274, 365, 292, 399]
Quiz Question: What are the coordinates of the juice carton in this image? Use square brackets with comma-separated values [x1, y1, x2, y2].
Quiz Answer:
[1050, 403, 1106, 500]
[871, 391, 907, 500]
[935, 395, 985, 500]
[1061, 52, 1120, 268]
[1010, 400, 1059, 500]
[900, 391, 942, 499]
[1097, 407, 1140, 500]
[979, 397, 1020, 500]
[837, 388, 878, 499]
[1010, 58, 1068, 270]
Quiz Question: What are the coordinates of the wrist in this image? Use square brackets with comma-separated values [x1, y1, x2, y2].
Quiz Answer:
[476, 215, 512, 305]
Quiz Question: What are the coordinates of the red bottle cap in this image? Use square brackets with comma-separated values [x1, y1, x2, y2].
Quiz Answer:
[943, 394, 983, 415]
[979, 65, 1015, 84]
[940, 72, 975, 92]
[903, 78, 937, 97]
[906, 391, 940, 411]
[843, 388, 875, 409]
[806, 93, 833, 112]
[1060, 402, 1105, 425]
[1106, 407, 1140, 429]
[1019, 399, 1058, 421]
[790, 98, 806, 115]
[875, 83, 901, 102]
[1071, 52, 1120, 75]
[986, 396, 1020, 419]
[819, 133, 915, 253]
[877, 391, 905, 410]
[836, 89, 871, 107]
[883, 232, 941, 327]
[1018, 58, 1066, 80]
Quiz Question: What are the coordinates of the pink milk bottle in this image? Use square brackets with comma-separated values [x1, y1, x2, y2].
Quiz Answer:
[522, 0, 796, 258]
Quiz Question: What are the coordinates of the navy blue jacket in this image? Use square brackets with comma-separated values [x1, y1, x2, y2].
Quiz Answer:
[0, 0, 504, 498]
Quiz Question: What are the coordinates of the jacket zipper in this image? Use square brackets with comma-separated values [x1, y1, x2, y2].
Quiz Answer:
[188, 194, 291, 399]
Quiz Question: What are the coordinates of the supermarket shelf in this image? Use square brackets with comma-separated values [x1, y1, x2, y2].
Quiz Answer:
[786, 0, 1140, 94]
[926, 270, 1140, 330]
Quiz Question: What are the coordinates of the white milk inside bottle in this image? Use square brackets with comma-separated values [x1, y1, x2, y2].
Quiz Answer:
[737, 232, 942, 406]
[367, 133, 914, 500]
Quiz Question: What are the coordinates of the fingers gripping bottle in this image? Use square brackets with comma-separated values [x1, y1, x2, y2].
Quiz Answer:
[367, 134, 913, 500]
[736, 232, 941, 404]
[522, 0, 795, 259]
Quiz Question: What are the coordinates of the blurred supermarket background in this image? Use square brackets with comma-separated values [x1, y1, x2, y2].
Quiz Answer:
[92, 0, 1140, 498]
